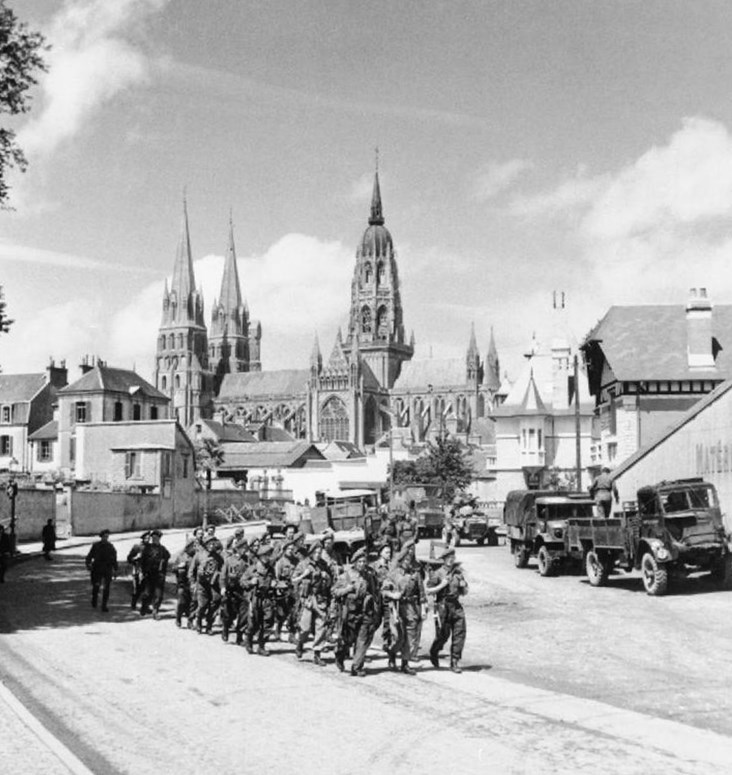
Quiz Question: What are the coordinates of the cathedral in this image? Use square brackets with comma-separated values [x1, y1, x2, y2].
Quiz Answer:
[154, 167, 501, 448]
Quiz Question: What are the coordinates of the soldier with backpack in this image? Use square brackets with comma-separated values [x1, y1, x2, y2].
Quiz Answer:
[190, 535, 224, 634]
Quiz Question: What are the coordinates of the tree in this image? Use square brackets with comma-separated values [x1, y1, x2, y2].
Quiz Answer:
[391, 436, 474, 502]
[0, 1, 47, 208]
[194, 437, 225, 491]
[0, 285, 12, 334]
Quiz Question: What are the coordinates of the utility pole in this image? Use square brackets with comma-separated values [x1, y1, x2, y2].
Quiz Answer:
[574, 354, 582, 490]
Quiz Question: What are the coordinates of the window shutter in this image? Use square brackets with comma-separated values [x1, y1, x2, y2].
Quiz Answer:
[86, 401, 91, 422]
[125, 452, 131, 479]
[70, 402, 75, 426]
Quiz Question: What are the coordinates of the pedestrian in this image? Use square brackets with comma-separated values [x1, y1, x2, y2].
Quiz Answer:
[190, 535, 224, 634]
[225, 526, 245, 553]
[41, 519, 57, 561]
[138, 529, 171, 619]
[187, 527, 205, 623]
[242, 543, 277, 655]
[126, 531, 150, 610]
[220, 538, 249, 644]
[85, 529, 118, 612]
[173, 539, 197, 628]
[426, 546, 468, 674]
[0, 524, 11, 583]
[382, 540, 425, 674]
[589, 466, 618, 518]
[292, 542, 333, 665]
[333, 547, 380, 677]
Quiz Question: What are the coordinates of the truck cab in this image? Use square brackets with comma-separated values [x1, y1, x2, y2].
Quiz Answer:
[505, 490, 596, 576]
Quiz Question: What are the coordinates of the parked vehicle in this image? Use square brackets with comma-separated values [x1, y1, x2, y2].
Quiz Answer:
[504, 490, 596, 575]
[566, 478, 729, 595]
[392, 483, 445, 538]
[311, 489, 382, 555]
[444, 493, 497, 546]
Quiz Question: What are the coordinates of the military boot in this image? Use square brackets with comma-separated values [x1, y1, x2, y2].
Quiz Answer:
[313, 652, 325, 666]
[257, 645, 270, 657]
[450, 659, 462, 674]
[400, 661, 416, 676]
[295, 641, 304, 659]
[429, 646, 440, 669]
[221, 628, 229, 643]
[244, 636, 254, 654]
[335, 652, 345, 672]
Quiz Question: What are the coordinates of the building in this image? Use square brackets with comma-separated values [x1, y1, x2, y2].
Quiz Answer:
[56, 359, 170, 477]
[169, 163, 501, 449]
[0, 360, 67, 472]
[582, 288, 732, 469]
[610, 378, 732, 531]
[493, 318, 594, 499]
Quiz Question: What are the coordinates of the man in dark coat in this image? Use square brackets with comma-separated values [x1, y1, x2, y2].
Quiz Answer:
[242, 544, 277, 655]
[426, 547, 468, 673]
[190, 536, 224, 634]
[173, 539, 197, 628]
[126, 531, 150, 609]
[86, 529, 118, 612]
[138, 530, 171, 619]
[41, 519, 57, 561]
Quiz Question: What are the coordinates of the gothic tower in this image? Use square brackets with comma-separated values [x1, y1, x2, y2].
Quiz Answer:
[343, 163, 413, 388]
[154, 198, 214, 425]
[209, 215, 252, 392]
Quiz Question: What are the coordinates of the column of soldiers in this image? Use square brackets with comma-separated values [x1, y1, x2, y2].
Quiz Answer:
[107, 507, 468, 676]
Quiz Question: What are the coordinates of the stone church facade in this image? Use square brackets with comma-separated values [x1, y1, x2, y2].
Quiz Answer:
[154, 168, 501, 447]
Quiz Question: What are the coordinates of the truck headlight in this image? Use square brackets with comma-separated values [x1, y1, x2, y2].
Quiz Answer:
[656, 547, 670, 560]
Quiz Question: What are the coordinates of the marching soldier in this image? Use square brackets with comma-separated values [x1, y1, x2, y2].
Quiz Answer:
[333, 547, 380, 677]
[191, 535, 224, 634]
[225, 526, 245, 553]
[293, 542, 333, 665]
[173, 539, 197, 628]
[138, 529, 170, 619]
[220, 537, 249, 644]
[426, 546, 468, 674]
[85, 529, 118, 612]
[397, 501, 419, 548]
[126, 531, 150, 609]
[381, 540, 425, 674]
[273, 538, 299, 643]
[371, 543, 393, 654]
[242, 544, 277, 655]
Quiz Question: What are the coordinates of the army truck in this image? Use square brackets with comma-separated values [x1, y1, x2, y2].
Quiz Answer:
[392, 483, 445, 538]
[566, 478, 729, 595]
[504, 490, 596, 575]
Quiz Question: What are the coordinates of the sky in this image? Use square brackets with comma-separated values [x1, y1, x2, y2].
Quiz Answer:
[5, 0, 732, 385]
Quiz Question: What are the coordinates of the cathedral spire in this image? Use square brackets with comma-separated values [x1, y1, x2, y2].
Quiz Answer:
[219, 211, 243, 312]
[171, 194, 196, 304]
[310, 332, 322, 373]
[467, 322, 479, 362]
[369, 154, 384, 226]
[486, 326, 501, 391]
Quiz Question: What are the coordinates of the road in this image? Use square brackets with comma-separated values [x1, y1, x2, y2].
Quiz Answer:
[1, 528, 732, 775]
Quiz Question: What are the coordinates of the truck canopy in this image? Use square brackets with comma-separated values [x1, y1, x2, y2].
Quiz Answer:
[504, 490, 595, 527]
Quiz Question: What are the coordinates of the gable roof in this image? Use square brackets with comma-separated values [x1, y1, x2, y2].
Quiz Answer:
[217, 441, 325, 470]
[60, 365, 167, 400]
[0, 373, 47, 402]
[583, 305, 732, 382]
[196, 418, 256, 443]
[394, 358, 467, 391]
[217, 369, 309, 400]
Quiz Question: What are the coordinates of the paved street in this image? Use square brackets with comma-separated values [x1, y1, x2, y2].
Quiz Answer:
[2, 528, 732, 775]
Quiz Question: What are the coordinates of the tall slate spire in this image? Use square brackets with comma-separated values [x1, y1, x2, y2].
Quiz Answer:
[170, 195, 196, 308]
[219, 212, 243, 312]
[369, 154, 384, 226]
[486, 326, 501, 391]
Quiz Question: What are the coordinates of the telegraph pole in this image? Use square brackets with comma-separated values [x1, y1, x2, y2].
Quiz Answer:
[574, 354, 582, 490]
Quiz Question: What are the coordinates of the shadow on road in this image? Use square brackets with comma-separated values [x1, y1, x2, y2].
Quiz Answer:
[0, 554, 146, 634]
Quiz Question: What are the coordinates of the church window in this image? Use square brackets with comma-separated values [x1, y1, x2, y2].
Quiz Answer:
[161, 375, 167, 391]
[159, 335, 165, 350]
[168, 334, 175, 350]
[377, 261, 385, 284]
[178, 333, 184, 349]
[361, 306, 372, 334]
[175, 375, 181, 389]
[319, 396, 349, 442]
[114, 401, 123, 422]
[376, 306, 388, 339]
[364, 263, 373, 283]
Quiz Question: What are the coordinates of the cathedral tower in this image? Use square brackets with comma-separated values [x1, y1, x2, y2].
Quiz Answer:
[209, 215, 255, 391]
[343, 163, 413, 388]
[154, 198, 214, 425]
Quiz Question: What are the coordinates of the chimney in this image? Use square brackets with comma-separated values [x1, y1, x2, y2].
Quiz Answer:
[686, 287, 714, 369]
[46, 357, 68, 389]
[79, 354, 95, 375]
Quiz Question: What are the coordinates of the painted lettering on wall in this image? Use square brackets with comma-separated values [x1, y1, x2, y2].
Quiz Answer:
[696, 442, 732, 475]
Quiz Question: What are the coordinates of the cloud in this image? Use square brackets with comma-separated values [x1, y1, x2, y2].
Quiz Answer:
[474, 159, 533, 201]
[17, 0, 168, 159]
[0, 240, 155, 273]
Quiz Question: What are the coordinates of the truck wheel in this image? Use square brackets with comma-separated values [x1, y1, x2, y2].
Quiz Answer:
[641, 553, 668, 596]
[537, 546, 554, 577]
[710, 555, 732, 588]
[487, 531, 499, 547]
[585, 550, 609, 587]
[476, 537, 485, 546]
[513, 545, 529, 568]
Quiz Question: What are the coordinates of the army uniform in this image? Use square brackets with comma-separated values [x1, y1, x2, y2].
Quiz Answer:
[190, 538, 224, 633]
[126, 532, 149, 609]
[397, 510, 419, 549]
[273, 543, 299, 642]
[220, 543, 249, 643]
[380, 513, 401, 557]
[242, 545, 277, 655]
[173, 541, 196, 627]
[333, 548, 380, 676]
[138, 531, 171, 619]
[382, 543, 425, 673]
[293, 544, 333, 664]
[427, 548, 468, 673]
[86, 530, 118, 611]
[371, 547, 393, 653]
